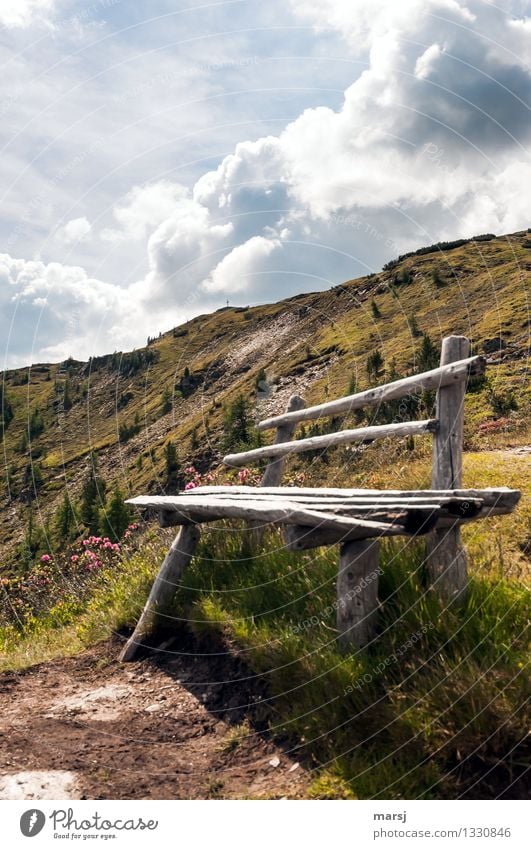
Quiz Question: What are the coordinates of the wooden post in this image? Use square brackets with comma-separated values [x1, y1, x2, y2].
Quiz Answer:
[247, 394, 305, 546]
[119, 524, 200, 661]
[337, 539, 380, 650]
[426, 335, 469, 602]
[260, 394, 306, 487]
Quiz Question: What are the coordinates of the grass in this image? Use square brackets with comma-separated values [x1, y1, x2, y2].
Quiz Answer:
[1, 516, 528, 799]
[0, 230, 529, 797]
[1, 230, 529, 566]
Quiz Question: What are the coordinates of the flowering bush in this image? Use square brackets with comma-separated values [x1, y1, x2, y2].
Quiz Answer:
[182, 465, 215, 491]
[0, 525, 141, 632]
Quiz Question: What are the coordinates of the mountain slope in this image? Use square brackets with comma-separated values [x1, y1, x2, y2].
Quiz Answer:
[1, 229, 529, 569]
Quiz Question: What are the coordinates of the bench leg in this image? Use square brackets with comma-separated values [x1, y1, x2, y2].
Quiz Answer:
[426, 525, 467, 603]
[337, 539, 380, 650]
[119, 524, 200, 662]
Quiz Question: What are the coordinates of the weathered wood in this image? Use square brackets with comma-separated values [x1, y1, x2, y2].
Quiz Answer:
[258, 355, 485, 430]
[284, 507, 438, 550]
[182, 485, 520, 510]
[127, 495, 412, 535]
[261, 394, 306, 487]
[426, 336, 470, 602]
[170, 490, 483, 518]
[337, 540, 380, 649]
[119, 524, 200, 662]
[224, 419, 438, 467]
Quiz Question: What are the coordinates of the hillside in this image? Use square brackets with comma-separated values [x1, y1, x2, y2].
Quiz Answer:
[1, 230, 529, 572]
[0, 230, 529, 801]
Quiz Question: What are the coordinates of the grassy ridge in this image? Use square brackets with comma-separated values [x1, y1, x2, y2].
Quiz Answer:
[0, 230, 529, 798]
[1, 230, 529, 566]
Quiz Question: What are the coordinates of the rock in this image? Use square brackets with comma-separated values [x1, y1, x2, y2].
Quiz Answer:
[483, 337, 507, 353]
[268, 756, 280, 768]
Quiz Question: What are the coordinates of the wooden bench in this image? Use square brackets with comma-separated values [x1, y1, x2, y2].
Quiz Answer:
[119, 335, 521, 661]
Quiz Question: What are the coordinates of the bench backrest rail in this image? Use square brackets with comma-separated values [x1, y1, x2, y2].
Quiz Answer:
[224, 335, 481, 602]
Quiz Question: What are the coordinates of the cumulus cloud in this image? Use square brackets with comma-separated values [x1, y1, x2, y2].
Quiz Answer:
[59, 217, 92, 244]
[0, 253, 131, 366]
[0, 0, 54, 28]
[204, 236, 281, 293]
[2, 0, 530, 365]
[101, 182, 190, 243]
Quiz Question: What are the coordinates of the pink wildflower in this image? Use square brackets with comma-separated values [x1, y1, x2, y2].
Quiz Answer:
[40, 554, 51, 563]
[184, 481, 197, 490]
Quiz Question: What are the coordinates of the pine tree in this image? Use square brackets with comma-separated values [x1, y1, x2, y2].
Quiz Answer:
[366, 350, 384, 382]
[55, 491, 77, 541]
[418, 333, 440, 371]
[17, 430, 28, 454]
[62, 378, 73, 411]
[79, 453, 106, 534]
[346, 374, 357, 396]
[409, 313, 421, 337]
[223, 395, 253, 452]
[29, 407, 44, 438]
[431, 267, 444, 288]
[101, 487, 132, 541]
[23, 461, 43, 498]
[0, 384, 13, 433]
[164, 441, 180, 490]
[161, 387, 172, 415]
[371, 299, 381, 319]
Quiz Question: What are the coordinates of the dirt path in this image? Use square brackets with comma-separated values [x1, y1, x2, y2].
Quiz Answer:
[0, 635, 308, 800]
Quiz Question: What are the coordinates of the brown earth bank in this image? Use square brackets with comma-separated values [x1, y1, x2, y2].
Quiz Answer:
[0, 633, 309, 800]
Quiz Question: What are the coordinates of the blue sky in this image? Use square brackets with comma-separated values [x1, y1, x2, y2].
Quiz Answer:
[1, 0, 530, 365]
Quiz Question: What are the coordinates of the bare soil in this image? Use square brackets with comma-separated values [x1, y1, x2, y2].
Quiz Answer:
[0, 633, 309, 800]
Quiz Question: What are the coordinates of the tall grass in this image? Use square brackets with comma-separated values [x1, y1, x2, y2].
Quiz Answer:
[1, 520, 528, 798]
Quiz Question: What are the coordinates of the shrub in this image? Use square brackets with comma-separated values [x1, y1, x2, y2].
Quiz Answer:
[431, 267, 445, 288]
[100, 487, 133, 541]
[164, 441, 180, 490]
[79, 453, 106, 535]
[119, 413, 141, 443]
[161, 387, 172, 415]
[366, 350, 384, 382]
[222, 395, 260, 453]
[370, 299, 381, 319]
[409, 313, 421, 337]
[29, 407, 45, 439]
[417, 332, 439, 371]
[0, 385, 14, 433]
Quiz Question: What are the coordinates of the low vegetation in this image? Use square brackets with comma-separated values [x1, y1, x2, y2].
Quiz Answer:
[0, 230, 529, 799]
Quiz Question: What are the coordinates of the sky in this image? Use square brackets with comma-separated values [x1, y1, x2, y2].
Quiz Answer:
[0, 0, 529, 366]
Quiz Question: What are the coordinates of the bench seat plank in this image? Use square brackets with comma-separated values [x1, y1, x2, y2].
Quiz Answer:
[126, 495, 437, 536]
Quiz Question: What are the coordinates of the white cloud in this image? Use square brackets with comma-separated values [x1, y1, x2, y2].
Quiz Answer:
[101, 182, 190, 243]
[0, 253, 132, 365]
[204, 236, 281, 293]
[415, 44, 443, 79]
[0, 0, 54, 28]
[1, 0, 530, 366]
[59, 217, 92, 244]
